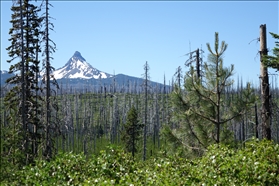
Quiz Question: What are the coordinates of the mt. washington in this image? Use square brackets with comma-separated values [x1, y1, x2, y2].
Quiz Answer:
[1, 51, 169, 92]
[50, 51, 168, 92]
[52, 51, 113, 80]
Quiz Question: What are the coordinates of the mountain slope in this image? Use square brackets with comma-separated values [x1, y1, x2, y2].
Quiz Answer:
[0, 70, 14, 86]
[1, 51, 170, 93]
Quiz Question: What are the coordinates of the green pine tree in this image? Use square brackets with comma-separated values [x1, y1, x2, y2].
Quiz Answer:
[121, 105, 143, 159]
[170, 32, 256, 156]
[263, 32, 279, 70]
[4, 0, 43, 166]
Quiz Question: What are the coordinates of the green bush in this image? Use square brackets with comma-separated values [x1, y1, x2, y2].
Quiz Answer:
[2, 139, 279, 185]
[190, 138, 279, 185]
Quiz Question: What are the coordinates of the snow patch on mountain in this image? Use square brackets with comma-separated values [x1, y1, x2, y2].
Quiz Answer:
[51, 51, 113, 80]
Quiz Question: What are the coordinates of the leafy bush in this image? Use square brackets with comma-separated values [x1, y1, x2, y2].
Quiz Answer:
[190, 138, 279, 185]
[2, 139, 279, 185]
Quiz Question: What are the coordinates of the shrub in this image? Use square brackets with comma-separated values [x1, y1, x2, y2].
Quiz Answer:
[2, 139, 279, 185]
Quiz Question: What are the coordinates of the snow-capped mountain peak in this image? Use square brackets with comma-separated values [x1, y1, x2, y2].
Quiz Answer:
[71, 51, 86, 62]
[52, 51, 113, 80]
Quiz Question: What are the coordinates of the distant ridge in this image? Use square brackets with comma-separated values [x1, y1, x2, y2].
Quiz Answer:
[1, 51, 171, 93]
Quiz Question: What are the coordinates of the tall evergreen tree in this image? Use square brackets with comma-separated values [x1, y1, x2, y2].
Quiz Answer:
[263, 32, 279, 140]
[4, 0, 43, 165]
[174, 66, 183, 88]
[121, 105, 143, 159]
[170, 32, 255, 155]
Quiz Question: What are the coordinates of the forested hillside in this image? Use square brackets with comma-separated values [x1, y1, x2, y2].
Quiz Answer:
[1, 0, 279, 185]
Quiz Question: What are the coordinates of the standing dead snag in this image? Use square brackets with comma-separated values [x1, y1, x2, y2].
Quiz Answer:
[260, 24, 271, 140]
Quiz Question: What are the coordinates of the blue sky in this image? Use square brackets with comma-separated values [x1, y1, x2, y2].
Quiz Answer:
[1, 1, 278, 85]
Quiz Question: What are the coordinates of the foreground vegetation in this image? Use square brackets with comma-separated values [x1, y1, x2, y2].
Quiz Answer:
[1, 138, 279, 185]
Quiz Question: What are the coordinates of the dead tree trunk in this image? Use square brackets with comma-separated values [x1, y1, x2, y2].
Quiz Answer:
[196, 48, 200, 78]
[255, 103, 259, 138]
[260, 24, 271, 140]
[143, 61, 149, 161]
